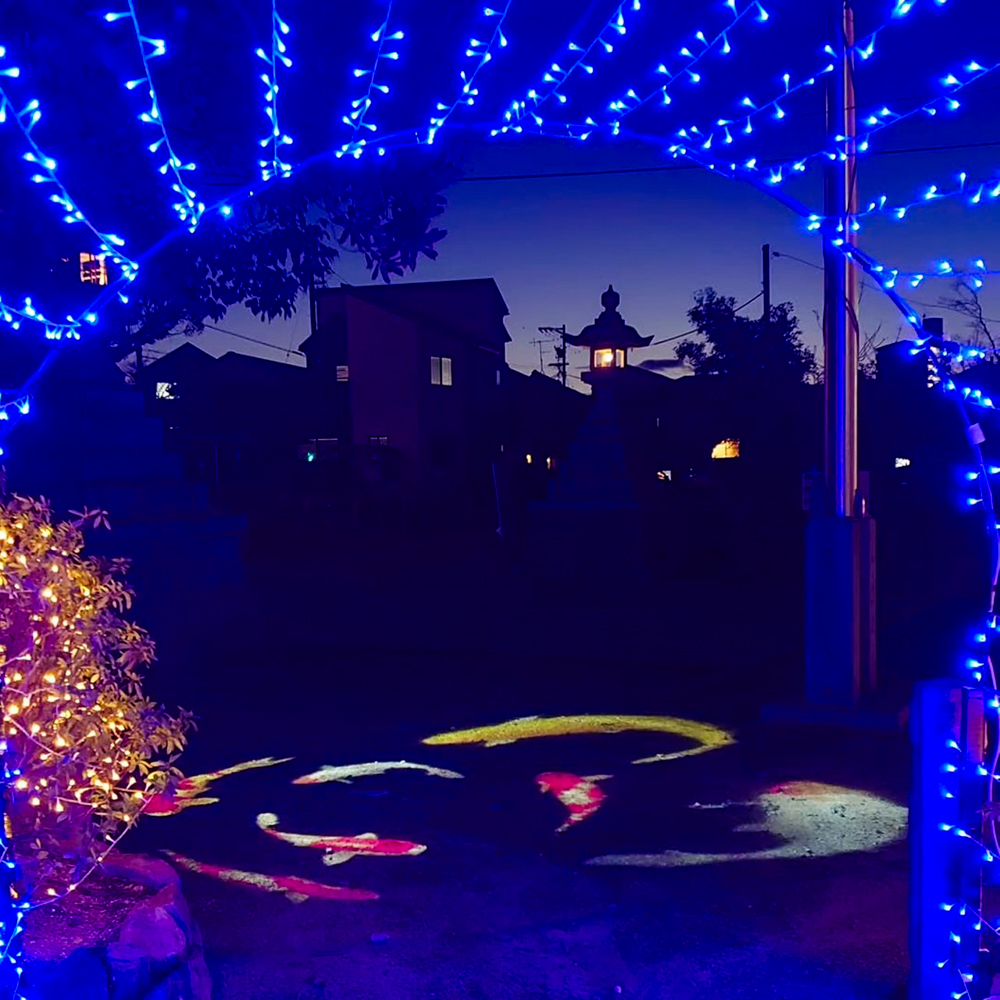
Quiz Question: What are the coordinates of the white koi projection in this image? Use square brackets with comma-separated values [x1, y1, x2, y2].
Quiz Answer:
[586, 781, 907, 868]
[292, 760, 464, 785]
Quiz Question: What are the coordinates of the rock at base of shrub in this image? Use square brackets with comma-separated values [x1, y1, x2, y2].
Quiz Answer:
[29, 946, 109, 1000]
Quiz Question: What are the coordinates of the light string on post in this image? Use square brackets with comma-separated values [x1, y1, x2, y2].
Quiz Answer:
[104, 2, 204, 231]
[495, 0, 645, 135]
[256, 0, 294, 182]
[783, 58, 998, 192]
[426, 2, 511, 146]
[337, 0, 404, 160]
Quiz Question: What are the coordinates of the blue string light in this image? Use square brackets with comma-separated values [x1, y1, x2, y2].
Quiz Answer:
[496, 0, 645, 135]
[506, 0, 767, 141]
[256, 1, 294, 182]
[337, 1, 404, 160]
[105, 2, 205, 230]
[428, 3, 511, 146]
[0, 729, 27, 999]
[0, 46, 138, 284]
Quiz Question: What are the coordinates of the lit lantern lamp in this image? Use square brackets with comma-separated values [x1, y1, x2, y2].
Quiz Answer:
[565, 286, 653, 386]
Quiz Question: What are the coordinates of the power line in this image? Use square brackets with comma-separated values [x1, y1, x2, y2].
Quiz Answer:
[201, 322, 305, 356]
[649, 290, 764, 346]
[456, 137, 1000, 184]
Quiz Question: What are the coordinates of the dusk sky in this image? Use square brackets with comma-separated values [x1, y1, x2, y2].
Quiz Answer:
[141, 0, 1000, 389]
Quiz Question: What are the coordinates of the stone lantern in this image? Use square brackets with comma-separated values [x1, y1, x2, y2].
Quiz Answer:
[565, 285, 653, 384]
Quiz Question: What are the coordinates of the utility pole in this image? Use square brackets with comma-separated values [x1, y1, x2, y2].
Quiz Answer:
[804, 0, 876, 707]
[529, 336, 548, 374]
[539, 325, 568, 386]
[761, 244, 771, 331]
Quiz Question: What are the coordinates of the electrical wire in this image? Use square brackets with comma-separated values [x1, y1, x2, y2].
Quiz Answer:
[455, 137, 1000, 184]
[200, 322, 305, 356]
[649, 290, 764, 346]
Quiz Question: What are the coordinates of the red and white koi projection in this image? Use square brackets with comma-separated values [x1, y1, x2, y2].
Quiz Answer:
[147, 756, 293, 817]
[256, 812, 427, 866]
[164, 850, 379, 902]
[536, 772, 611, 833]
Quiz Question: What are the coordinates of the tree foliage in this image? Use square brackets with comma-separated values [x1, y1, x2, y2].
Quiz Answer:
[676, 288, 817, 384]
[0, 495, 191, 895]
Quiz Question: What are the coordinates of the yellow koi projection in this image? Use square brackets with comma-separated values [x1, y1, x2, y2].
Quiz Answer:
[422, 714, 735, 765]
[585, 781, 908, 868]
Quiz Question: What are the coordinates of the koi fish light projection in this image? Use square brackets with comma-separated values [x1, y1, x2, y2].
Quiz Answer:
[586, 781, 907, 868]
[536, 772, 611, 833]
[147, 756, 294, 817]
[164, 851, 379, 903]
[256, 813, 427, 866]
[423, 714, 735, 765]
[293, 760, 464, 784]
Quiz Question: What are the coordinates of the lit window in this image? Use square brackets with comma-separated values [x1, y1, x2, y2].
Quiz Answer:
[546, 456, 555, 470]
[430, 356, 453, 386]
[155, 382, 177, 400]
[615, 349, 625, 366]
[369, 435, 388, 447]
[894, 457, 911, 469]
[336, 365, 349, 382]
[657, 470, 672, 481]
[711, 438, 740, 460]
[594, 349, 615, 368]
[526, 454, 533, 465]
[79, 252, 108, 286]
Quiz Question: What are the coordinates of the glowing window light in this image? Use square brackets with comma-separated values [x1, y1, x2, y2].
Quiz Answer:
[78, 252, 108, 286]
[525, 453, 533, 465]
[154, 381, 176, 400]
[711, 438, 740, 460]
[594, 348, 615, 368]
[657, 469, 672, 481]
[895, 456, 912, 469]
[546, 456, 554, 470]
[430, 356, 453, 385]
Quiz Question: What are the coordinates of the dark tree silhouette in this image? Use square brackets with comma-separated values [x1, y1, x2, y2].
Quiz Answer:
[675, 287, 817, 383]
[939, 280, 997, 351]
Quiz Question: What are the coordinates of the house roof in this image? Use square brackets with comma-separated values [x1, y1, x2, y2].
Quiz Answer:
[302, 277, 511, 353]
[144, 342, 216, 379]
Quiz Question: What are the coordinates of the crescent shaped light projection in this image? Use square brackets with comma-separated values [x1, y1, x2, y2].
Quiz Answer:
[585, 781, 907, 868]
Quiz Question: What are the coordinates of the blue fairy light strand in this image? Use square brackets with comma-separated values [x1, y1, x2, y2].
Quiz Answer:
[0, 295, 92, 341]
[506, 0, 766, 141]
[0, 47, 138, 284]
[337, 1, 404, 160]
[105, 2, 204, 230]
[498, 0, 645, 133]
[427, 2, 511, 146]
[256, 1, 294, 181]
[601, 0, 766, 137]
